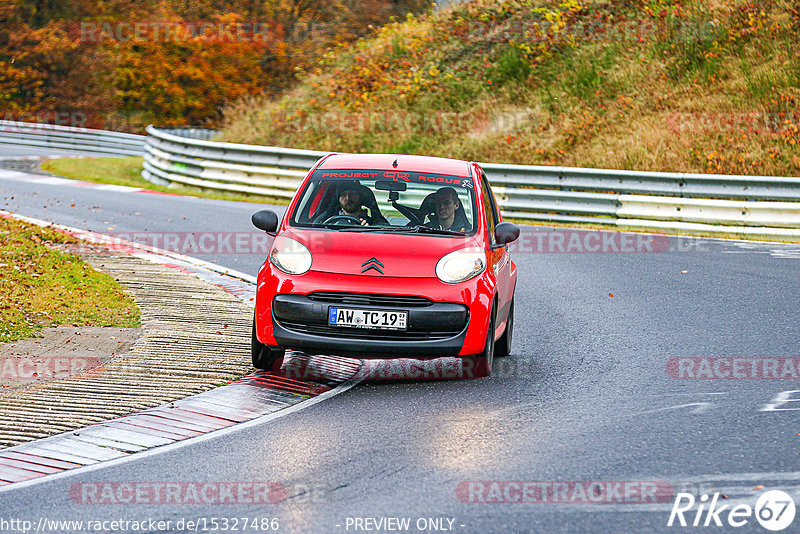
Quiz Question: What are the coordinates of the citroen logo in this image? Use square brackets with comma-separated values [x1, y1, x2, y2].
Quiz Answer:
[361, 257, 384, 274]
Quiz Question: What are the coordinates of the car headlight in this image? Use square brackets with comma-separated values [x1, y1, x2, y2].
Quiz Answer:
[436, 248, 486, 283]
[269, 236, 312, 275]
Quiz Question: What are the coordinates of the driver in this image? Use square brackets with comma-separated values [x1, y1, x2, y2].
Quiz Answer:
[333, 181, 386, 226]
[425, 187, 471, 232]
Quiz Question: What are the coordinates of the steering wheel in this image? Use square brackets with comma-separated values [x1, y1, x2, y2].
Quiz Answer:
[322, 215, 363, 225]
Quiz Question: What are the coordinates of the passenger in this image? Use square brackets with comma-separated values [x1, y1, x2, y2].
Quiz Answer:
[425, 187, 471, 232]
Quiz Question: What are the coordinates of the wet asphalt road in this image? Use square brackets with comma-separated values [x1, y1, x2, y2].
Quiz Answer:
[1, 164, 800, 533]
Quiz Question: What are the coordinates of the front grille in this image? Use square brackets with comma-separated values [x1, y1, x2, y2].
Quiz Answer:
[278, 321, 460, 341]
[307, 292, 433, 308]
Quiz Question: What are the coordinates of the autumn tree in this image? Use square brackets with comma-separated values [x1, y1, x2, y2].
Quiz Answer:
[0, 0, 428, 129]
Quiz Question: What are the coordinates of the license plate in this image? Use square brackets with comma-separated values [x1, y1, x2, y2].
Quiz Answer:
[328, 307, 408, 330]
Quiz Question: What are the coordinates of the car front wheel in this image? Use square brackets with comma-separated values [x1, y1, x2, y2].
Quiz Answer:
[495, 298, 513, 358]
[463, 307, 494, 379]
[252, 315, 284, 372]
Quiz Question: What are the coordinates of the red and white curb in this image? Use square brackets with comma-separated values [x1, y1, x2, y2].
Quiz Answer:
[0, 209, 363, 489]
[0, 354, 360, 488]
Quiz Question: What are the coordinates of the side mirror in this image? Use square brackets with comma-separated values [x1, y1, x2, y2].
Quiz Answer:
[494, 222, 520, 245]
[252, 210, 278, 233]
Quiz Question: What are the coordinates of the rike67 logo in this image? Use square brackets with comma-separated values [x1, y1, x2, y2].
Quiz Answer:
[668, 490, 796, 531]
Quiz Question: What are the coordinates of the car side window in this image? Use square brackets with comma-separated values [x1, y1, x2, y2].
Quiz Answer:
[480, 171, 498, 245]
[295, 181, 326, 223]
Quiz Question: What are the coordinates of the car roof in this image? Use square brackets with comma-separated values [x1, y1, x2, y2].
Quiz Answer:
[316, 153, 472, 178]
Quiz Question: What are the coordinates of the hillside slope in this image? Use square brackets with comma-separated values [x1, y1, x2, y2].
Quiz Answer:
[221, 0, 800, 176]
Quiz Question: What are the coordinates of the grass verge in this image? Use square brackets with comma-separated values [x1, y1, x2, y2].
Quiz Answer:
[40, 156, 289, 205]
[0, 217, 140, 343]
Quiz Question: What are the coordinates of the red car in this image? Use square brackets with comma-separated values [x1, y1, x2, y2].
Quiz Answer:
[251, 153, 519, 378]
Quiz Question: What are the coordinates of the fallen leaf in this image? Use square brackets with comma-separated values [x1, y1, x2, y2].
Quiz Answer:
[753, 485, 764, 490]
[609, 293, 614, 297]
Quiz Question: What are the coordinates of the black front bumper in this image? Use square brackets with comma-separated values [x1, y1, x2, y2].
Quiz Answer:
[271, 293, 469, 358]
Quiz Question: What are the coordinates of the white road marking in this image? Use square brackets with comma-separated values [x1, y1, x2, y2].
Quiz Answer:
[626, 402, 714, 416]
[722, 243, 800, 258]
[93, 184, 143, 192]
[761, 390, 800, 411]
[649, 392, 729, 396]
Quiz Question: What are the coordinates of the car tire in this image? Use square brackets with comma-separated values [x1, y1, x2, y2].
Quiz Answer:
[495, 298, 513, 358]
[463, 306, 494, 379]
[252, 315, 284, 372]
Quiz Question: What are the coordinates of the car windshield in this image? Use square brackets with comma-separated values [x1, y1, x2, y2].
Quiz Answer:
[289, 169, 477, 235]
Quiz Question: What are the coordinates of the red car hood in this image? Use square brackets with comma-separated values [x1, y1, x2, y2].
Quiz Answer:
[284, 228, 482, 278]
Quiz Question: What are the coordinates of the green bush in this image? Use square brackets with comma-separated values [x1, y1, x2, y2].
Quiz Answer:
[492, 46, 532, 84]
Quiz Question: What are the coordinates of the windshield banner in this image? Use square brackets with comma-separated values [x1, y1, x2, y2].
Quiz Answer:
[313, 170, 474, 189]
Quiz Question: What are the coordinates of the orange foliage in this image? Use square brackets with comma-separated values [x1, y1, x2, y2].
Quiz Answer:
[0, 0, 426, 130]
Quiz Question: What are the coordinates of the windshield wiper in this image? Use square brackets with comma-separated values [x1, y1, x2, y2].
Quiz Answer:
[337, 226, 388, 232]
[400, 225, 467, 236]
[299, 222, 361, 230]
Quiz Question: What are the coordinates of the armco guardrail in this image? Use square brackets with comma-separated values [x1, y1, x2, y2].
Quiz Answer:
[2, 120, 797, 237]
[142, 125, 800, 237]
[0, 121, 145, 156]
[152, 127, 218, 141]
[142, 125, 324, 199]
[481, 163, 800, 201]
